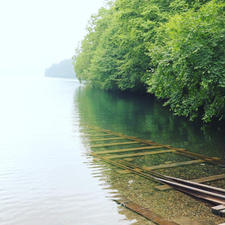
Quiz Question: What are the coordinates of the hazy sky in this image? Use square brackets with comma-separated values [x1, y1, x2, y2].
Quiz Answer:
[0, 0, 106, 76]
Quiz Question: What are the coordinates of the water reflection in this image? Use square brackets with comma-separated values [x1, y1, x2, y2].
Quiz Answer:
[76, 86, 225, 225]
[0, 77, 136, 225]
[75, 86, 225, 159]
[0, 77, 224, 225]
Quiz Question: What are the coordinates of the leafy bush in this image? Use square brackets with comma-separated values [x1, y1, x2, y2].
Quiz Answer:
[74, 0, 225, 122]
[147, 1, 225, 122]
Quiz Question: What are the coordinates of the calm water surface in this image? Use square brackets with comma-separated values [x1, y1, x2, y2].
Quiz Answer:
[0, 76, 133, 225]
[0, 76, 225, 225]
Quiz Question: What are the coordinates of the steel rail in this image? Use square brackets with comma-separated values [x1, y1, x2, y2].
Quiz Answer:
[94, 157, 225, 206]
[163, 175, 225, 195]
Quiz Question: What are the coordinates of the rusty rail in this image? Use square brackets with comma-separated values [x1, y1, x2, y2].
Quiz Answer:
[114, 199, 180, 225]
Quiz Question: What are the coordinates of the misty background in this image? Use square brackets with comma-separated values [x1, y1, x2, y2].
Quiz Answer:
[0, 0, 106, 77]
[45, 59, 76, 79]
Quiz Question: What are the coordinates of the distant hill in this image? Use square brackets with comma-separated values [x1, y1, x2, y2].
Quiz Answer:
[45, 59, 76, 79]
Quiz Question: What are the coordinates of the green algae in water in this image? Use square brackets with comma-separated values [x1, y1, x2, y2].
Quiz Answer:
[129, 152, 192, 167]
[158, 163, 225, 180]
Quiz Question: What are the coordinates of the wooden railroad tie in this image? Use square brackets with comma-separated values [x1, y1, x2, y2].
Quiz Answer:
[89, 137, 125, 142]
[104, 149, 176, 159]
[93, 145, 164, 155]
[85, 125, 160, 146]
[84, 133, 113, 137]
[90, 141, 140, 148]
[211, 205, 225, 217]
[114, 199, 179, 225]
[143, 159, 205, 171]
[116, 159, 205, 174]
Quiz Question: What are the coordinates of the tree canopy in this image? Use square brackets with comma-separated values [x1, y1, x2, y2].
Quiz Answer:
[73, 0, 225, 123]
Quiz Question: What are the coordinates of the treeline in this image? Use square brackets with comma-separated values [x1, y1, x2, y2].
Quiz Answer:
[73, 0, 225, 123]
[45, 59, 76, 79]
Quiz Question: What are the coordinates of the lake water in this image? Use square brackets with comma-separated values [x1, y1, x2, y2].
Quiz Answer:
[0, 76, 224, 225]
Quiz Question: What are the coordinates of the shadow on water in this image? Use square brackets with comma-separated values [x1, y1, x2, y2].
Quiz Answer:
[75, 86, 225, 159]
[74, 86, 225, 225]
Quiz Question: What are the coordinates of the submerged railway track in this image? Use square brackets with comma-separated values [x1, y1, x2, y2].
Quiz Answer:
[81, 125, 225, 224]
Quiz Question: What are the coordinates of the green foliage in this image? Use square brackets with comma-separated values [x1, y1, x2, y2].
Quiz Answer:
[74, 0, 225, 123]
[74, 0, 166, 91]
[147, 0, 225, 122]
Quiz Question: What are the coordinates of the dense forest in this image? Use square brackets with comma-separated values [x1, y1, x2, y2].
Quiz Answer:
[45, 59, 76, 79]
[73, 0, 225, 123]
